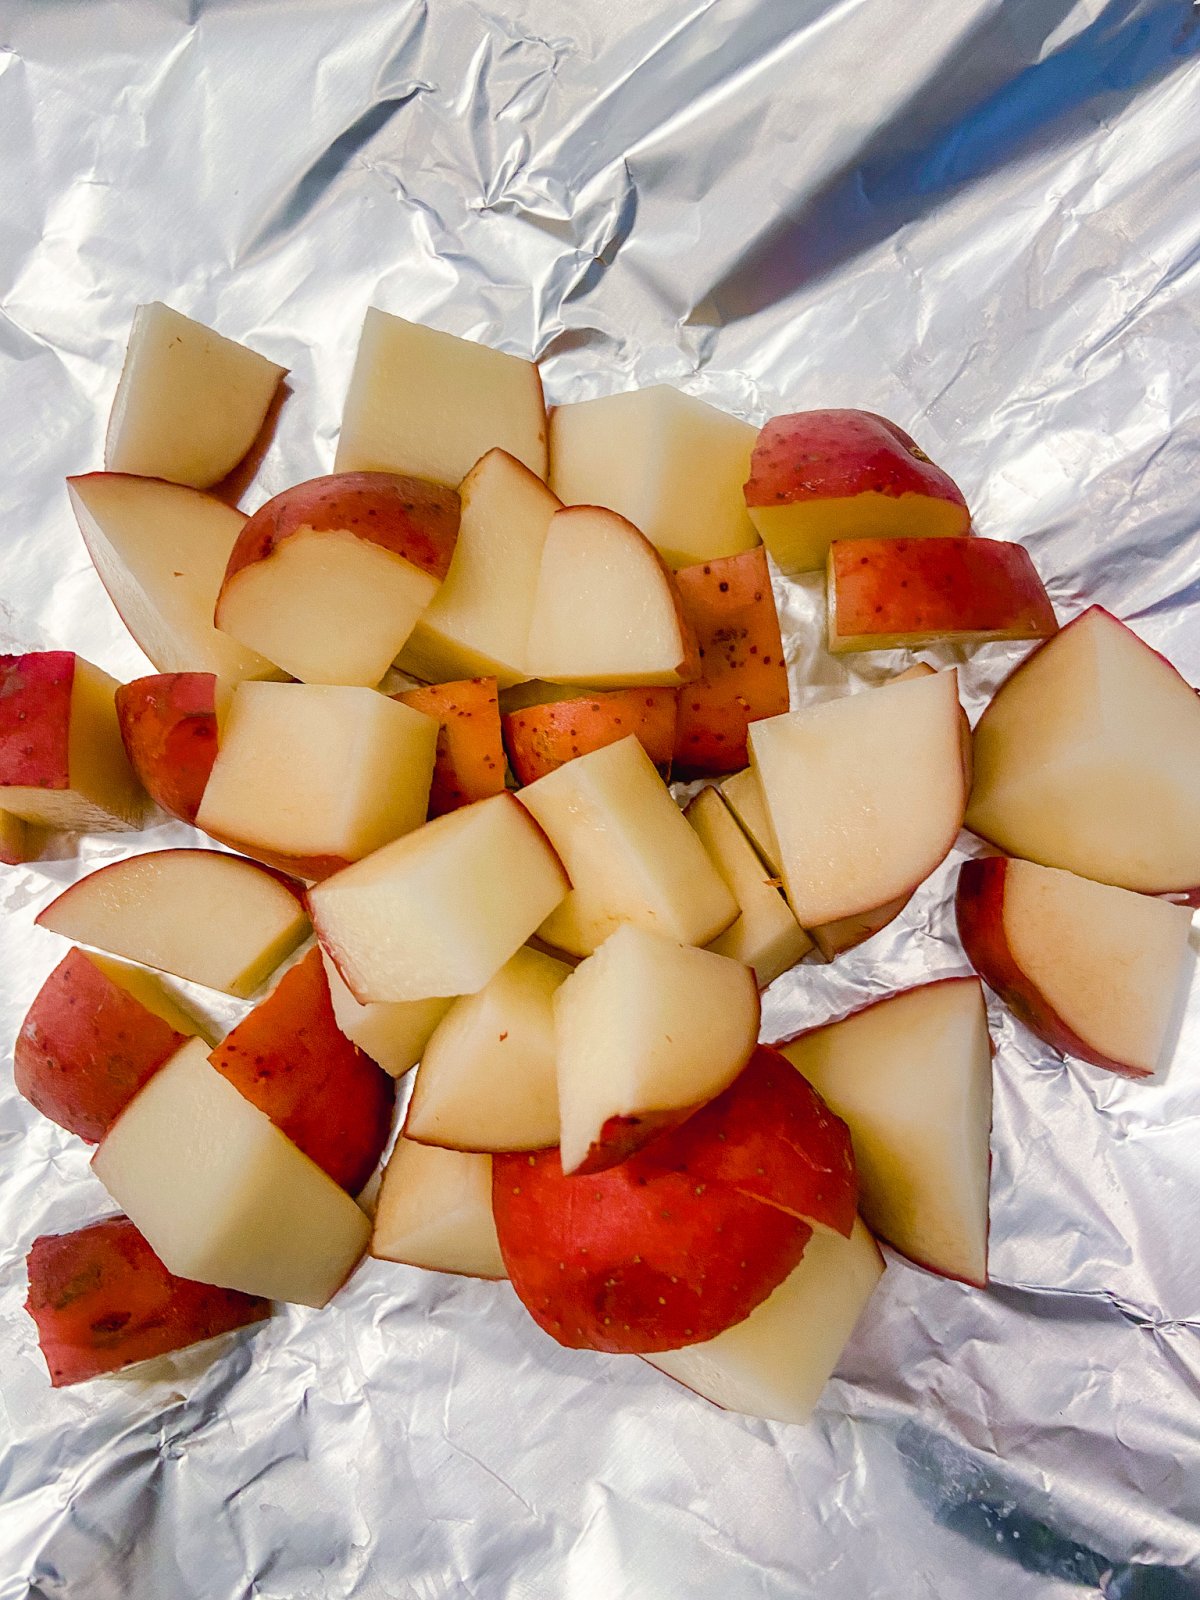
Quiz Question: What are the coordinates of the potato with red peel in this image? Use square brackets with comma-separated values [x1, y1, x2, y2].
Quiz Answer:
[827, 536, 1056, 653]
[503, 686, 677, 785]
[0, 651, 143, 833]
[672, 547, 789, 775]
[216, 472, 460, 688]
[395, 678, 507, 817]
[955, 856, 1191, 1080]
[208, 948, 395, 1195]
[25, 1215, 270, 1387]
[115, 672, 221, 824]
[492, 1146, 813, 1354]
[15, 949, 207, 1143]
[744, 409, 970, 573]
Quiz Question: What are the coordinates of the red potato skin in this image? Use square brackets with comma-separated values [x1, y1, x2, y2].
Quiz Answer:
[493, 1146, 812, 1354]
[115, 673, 219, 824]
[0, 652, 75, 789]
[744, 410, 969, 515]
[395, 678, 507, 818]
[671, 548, 790, 775]
[636, 1046, 858, 1236]
[502, 688, 678, 785]
[829, 537, 1057, 646]
[25, 1215, 269, 1387]
[14, 950, 191, 1143]
[220, 472, 460, 590]
[208, 946, 395, 1192]
[955, 856, 1150, 1079]
[969, 606, 1200, 906]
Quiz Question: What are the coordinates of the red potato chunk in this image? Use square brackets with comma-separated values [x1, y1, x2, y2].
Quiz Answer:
[14, 949, 198, 1143]
[502, 687, 678, 785]
[395, 678, 507, 817]
[208, 947, 395, 1194]
[672, 548, 789, 775]
[115, 672, 220, 824]
[25, 1215, 269, 1387]
[493, 1145, 812, 1354]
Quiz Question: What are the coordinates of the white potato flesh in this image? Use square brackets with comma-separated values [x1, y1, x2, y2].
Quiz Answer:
[105, 302, 285, 489]
[549, 385, 758, 567]
[517, 735, 737, 957]
[322, 951, 451, 1079]
[781, 978, 993, 1287]
[309, 794, 569, 1003]
[92, 1038, 370, 1307]
[718, 766, 782, 874]
[196, 683, 437, 866]
[405, 946, 569, 1152]
[334, 308, 547, 485]
[37, 849, 309, 999]
[553, 925, 759, 1175]
[647, 1220, 884, 1424]
[749, 669, 968, 929]
[372, 1139, 506, 1279]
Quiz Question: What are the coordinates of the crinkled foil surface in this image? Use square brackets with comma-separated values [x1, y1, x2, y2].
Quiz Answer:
[2, 2, 1200, 1595]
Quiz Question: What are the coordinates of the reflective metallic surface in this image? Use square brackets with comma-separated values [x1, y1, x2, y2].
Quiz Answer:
[2, 3, 1199, 1594]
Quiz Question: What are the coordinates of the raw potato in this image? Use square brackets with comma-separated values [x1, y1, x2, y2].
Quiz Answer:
[548, 385, 759, 567]
[744, 410, 970, 573]
[15, 949, 207, 1143]
[92, 1038, 371, 1308]
[781, 978, 994, 1287]
[553, 925, 760, 1175]
[646, 1219, 884, 1425]
[66, 475, 280, 685]
[208, 948, 395, 1194]
[492, 1146, 813, 1354]
[718, 766, 781, 873]
[37, 849, 310, 999]
[395, 678, 507, 817]
[524, 507, 700, 687]
[516, 735, 738, 958]
[195, 681, 438, 881]
[956, 856, 1192, 1079]
[215, 472, 460, 687]
[0, 652, 143, 833]
[503, 687, 678, 786]
[966, 606, 1200, 897]
[322, 951, 452, 1079]
[105, 302, 285, 489]
[335, 309, 547, 484]
[309, 793, 569, 1003]
[405, 946, 569, 1153]
[0, 809, 35, 866]
[685, 786, 812, 986]
[399, 449, 560, 688]
[372, 1140, 506, 1279]
[827, 536, 1056, 653]
[25, 1215, 269, 1387]
[636, 1045, 858, 1238]
[749, 668, 968, 929]
[115, 673, 222, 824]
[673, 547, 789, 774]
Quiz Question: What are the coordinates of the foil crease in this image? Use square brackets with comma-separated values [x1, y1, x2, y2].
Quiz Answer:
[2, 2, 1200, 1595]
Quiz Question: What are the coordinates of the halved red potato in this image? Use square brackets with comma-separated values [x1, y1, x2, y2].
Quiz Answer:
[395, 678, 507, 817]
[672, 547, 789, 774]
[372, 1141, 506, 1279]
[827, 536, 1056, 653]
[208, 948, 395, 1194]
[115, 673, 222, 824]
[0, 652, 143, 833]
[15, 949, 208, 1142]
[215, 473, 460, 687]
[502, 686, 677, 785]
[25, 1214, 269, 1387]
[37, 849, 309, 999]
[744, 410, 970, 573]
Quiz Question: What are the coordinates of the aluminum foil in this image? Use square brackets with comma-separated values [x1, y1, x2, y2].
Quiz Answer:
[2, 2, 1200, 1594]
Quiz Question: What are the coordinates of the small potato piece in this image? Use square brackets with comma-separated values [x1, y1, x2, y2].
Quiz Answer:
[115, 673, 221, 824]
[396, 678, 507, 817]
[503, 687, 678, 785]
